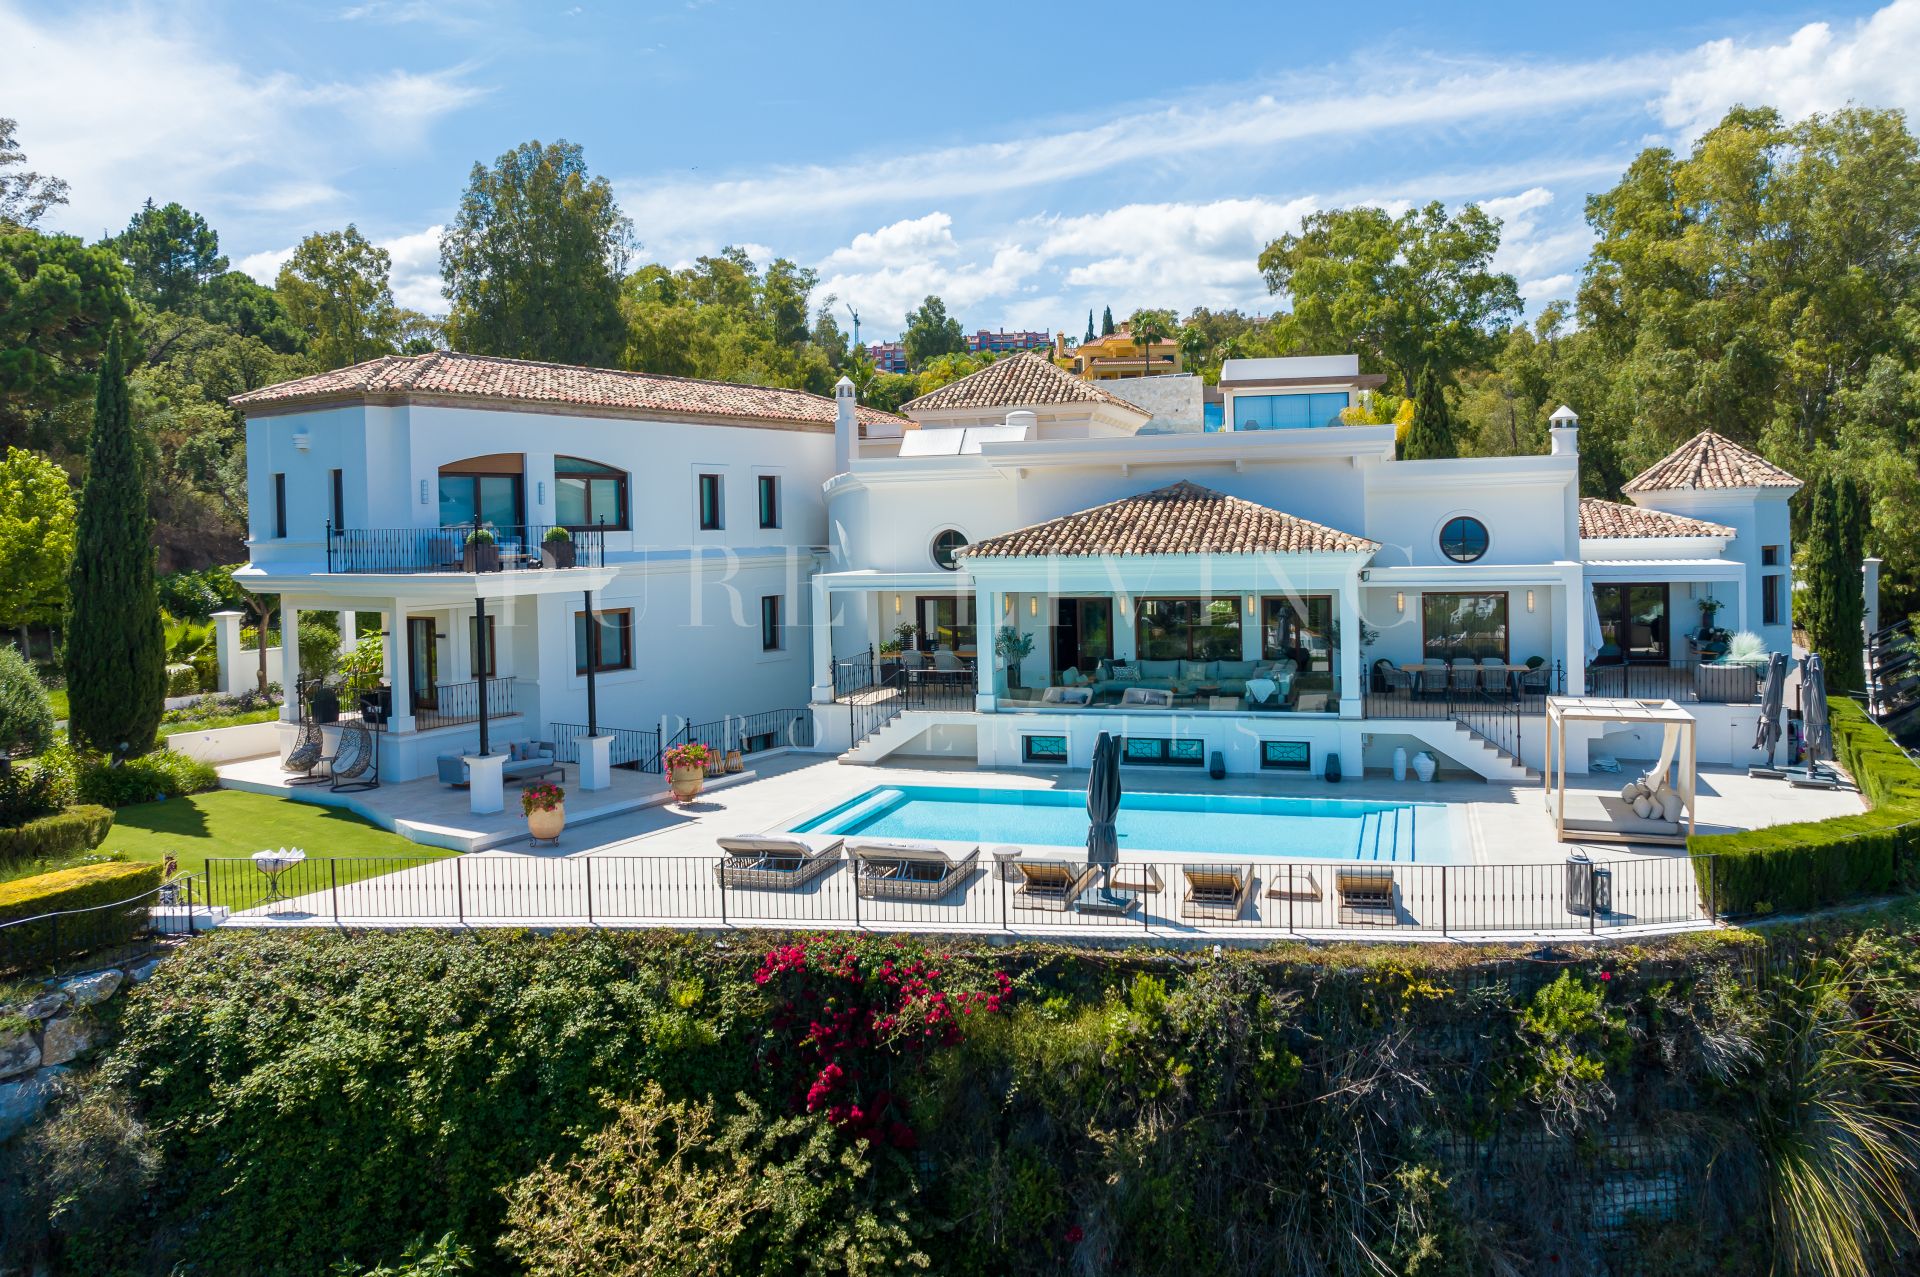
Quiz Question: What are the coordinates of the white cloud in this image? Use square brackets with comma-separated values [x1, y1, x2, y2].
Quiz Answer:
[238, 181, 347, 213]
[1659, 0, 1920, 139]
[238, 223, 447, 313]
[1035, 197, 1321, 308]
[817, 213, 960, 273]
[237, 246, 296, 283]
[1518, 272, 1576, 304]
[2, 1, 483, 238]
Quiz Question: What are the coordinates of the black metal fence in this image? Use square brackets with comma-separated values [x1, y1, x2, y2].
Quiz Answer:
[326, 524, 607, 574]
[550, 721, 664, 772]
[203, 853, 1716, 939]
[415, 676, 525, 732]
[1363, 661, 1566, 721]
[0, 874, 204, 974]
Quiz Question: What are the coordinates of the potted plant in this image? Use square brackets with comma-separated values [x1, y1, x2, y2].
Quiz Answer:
[878, 638, 903, 683]
[994, 625, 1034, 690]
[522, 780, 565, 843]
[542, 526, 575, 569]
[463, 526, 500, 572]
[664, 742, 712, 803]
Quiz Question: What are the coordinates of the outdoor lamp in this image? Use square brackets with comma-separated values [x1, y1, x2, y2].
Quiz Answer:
[1526, 590, 1536, 613]
[893, 594, 901, 614]
[1029, 596, 1038, 617]
[1395, 592, 1405, 614]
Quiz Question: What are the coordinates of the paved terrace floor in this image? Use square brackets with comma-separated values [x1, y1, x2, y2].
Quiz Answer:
[211, 753, 1866, 944]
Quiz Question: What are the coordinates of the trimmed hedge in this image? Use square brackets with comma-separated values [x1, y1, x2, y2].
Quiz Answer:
[0, 805, 114, 866]
[1692, 698, 1920, 915]
[0, 860, 163, 971]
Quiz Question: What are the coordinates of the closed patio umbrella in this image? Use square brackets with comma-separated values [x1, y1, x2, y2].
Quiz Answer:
[1086, 731, 1122, 868]
[1802, 652, 1833, 766]
[1754, 651, 1787, 761]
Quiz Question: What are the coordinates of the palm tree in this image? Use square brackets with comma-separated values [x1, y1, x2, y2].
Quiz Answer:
[1127, 308, 1174, 377]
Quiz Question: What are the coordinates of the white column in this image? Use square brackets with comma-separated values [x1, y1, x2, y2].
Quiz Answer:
[580, 733, 613, 791]
[976, 585, 998, 712]
[464, 752, 505, 815]
[1562, 572, 1586, 695]
[338, 609, 357, 657]
[809, 577, 835, 703]
[385, 603, 415, 734]
[278, 601, 301, 721]
[1337, 575, 1362, 719]
[211, 610, 244, 696]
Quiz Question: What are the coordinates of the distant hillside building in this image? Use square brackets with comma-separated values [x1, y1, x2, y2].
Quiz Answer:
[966, 328, 1051, 355]
[1052, 325, 1182, 380]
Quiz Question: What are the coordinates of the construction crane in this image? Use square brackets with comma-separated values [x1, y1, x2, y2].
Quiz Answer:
[845, 304, 861, 352]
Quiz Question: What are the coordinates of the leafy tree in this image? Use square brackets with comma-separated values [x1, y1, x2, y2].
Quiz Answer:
[619, 248, 843, 393]
[441, 139, 632, 365]
[198, 270, 303, 354]
[1127, 307, 1176, 375]
[65, 329, 164, 754]
[0, 446, 75, 630]
[0, 229, 133, 446]
[1259, 201, 1521, 397]
[114, 200, 228, 312]
[0, 117, 69, 228]
[1100, 305, 1114, 336]
[0, 641, 53, 757]
[277, 225, 400, 371]
[901, 295, 965, 370]
[1401, 364, 1457, 461]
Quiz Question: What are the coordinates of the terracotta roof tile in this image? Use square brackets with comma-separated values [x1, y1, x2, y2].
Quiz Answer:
[1621, 430, 1800, 493]
[962, 481, 1377, 559]
[901, 351, 1143, 413]
[230, 350, 908, 430]
[1579, 498, 1733, 540]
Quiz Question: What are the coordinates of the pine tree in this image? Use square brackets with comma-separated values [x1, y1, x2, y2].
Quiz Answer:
[1400, 364, 1457, 460]
[1100, 306, 1114, 336]
[65, 328, 164, 755]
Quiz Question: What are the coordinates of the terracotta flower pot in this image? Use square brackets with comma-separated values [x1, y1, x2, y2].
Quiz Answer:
[669, 766, 705, 803]
[724, 748, 743, 773]
[527, 801, 565, 842]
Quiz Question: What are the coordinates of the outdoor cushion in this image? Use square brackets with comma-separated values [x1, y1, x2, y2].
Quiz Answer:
[1213, 660, 1258, 679]
[1040, 686, 1092, 706]
[1658, 790, 1685, 822]
[1059, 667, 1083, 686]
[1113, 665, 1142, 683]
[1137, 659, 1181, 680]
[1179, 659, 1209, 681]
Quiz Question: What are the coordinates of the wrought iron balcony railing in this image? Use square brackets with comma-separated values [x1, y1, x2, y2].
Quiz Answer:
[325, 524, 606, 574]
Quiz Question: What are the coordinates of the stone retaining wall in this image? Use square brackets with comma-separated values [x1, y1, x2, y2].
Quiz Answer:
[0, 952, 167, 1140]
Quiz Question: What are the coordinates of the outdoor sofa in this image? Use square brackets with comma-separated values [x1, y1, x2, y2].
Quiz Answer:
[1070, 658, 1297, 705]
[435, 739, 564, 787]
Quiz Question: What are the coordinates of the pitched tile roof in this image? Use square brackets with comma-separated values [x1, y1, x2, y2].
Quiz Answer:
[962, 481, 1377, 559]
[901, 350, 1144, 414]
[230, 350, 909, 430]
[1621, 430, 1801, 493]
[1578, 498, 1734, 540]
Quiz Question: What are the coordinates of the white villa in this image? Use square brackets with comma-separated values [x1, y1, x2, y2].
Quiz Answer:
[231, 347, 1799, 789]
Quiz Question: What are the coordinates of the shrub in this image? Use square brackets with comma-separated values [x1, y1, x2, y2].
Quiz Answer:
[163, 664, 200, 698]
[0, 645, 54, 759]
[0, 805, 112, 864]
[0, 766, 62, 829]
[298, 618, 341, 681]
[0, 860, 162, 969]
[1693, 699, 1920, 915]
[33, 744, 218, 809]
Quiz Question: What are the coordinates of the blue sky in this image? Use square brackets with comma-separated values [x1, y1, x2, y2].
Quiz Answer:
[10, 1, 1920, 340]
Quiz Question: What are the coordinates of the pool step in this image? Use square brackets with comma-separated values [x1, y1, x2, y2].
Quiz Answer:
[1355, 807, 1420, 861]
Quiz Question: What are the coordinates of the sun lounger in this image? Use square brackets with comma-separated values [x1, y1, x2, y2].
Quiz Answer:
[1181, 865, 1250, 921]
[1012, 859, 1099, 911]
[1264, 867, 1323, 902]
[1336, 867, 1395, 922]
[851, 840, 979, 900]
[714, 835, 843, 890]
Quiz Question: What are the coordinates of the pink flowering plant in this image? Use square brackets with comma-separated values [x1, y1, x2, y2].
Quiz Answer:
[662, 742, 712, 775]
[520, 781, 563, 816]
[753, 935, 1012, 1149]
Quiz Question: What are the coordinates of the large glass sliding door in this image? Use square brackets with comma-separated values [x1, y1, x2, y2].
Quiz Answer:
[1263, 595, 1338, 711]
[915, 595, 976, 655]
[1136, 598, 1241, 661]
[1421, 593, 1509, 662]
[1591, 584, 1670, 662]
[1051, 597, 1113, 676]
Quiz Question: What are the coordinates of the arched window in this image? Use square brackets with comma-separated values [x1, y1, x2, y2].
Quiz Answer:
[555, 456, 628, 530]
[931, 529, 968, 570]
[1439, 516, 1489, 563]
[438, 453, 523, 529]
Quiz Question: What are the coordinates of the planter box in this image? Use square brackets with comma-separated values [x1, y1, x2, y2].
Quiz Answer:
[542, 540, 576, 569]
[463, 543, 500, 572]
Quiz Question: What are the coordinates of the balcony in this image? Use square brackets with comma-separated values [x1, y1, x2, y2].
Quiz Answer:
[325, 525, 606, 575]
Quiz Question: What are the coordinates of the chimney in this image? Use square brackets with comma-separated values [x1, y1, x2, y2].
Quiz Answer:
[833, 376, 856, 473]
[1549, 404, 1579, 457]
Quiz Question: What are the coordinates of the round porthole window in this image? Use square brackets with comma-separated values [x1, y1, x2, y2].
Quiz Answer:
[931, 529, 968, 570]
[1439, 516, 1489, 563]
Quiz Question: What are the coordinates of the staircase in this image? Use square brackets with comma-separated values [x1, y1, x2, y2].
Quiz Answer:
[1394, 717, 1534, 784]
[1354, 805, 1420, 861]
[844, 710, 930, 764]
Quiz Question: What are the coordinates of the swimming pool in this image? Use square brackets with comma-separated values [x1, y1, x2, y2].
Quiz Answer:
[789, 786, 1454, 862]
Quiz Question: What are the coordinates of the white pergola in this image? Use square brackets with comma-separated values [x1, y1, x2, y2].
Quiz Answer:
[1544, 696, 1698, 846]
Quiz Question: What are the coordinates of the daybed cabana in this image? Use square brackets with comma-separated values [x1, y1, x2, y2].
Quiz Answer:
[1544, 697, 1698, 846]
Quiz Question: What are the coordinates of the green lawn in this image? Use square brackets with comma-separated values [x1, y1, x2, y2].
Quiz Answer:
[100, 791, 447, 908]
[44, 686, 68, 720]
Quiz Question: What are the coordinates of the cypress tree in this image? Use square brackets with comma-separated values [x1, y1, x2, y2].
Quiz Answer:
[1826, 476, 1868, 692]
[1400, 364, 1457, 460]
[1100, 306, 1114, 336]
[65, 328, 165, 755]
[1801, 475, 1841, 669]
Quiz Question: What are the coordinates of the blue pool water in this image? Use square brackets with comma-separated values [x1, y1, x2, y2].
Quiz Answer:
[790, 786, 1451, 862]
